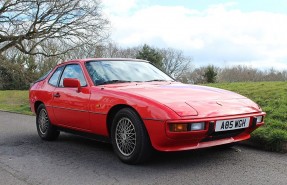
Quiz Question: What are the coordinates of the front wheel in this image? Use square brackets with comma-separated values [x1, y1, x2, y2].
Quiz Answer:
[36, 104, 60, 141]
[111, 108, 153, 164]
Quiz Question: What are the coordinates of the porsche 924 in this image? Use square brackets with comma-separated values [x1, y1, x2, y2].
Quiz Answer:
[29, 58, 266, 164]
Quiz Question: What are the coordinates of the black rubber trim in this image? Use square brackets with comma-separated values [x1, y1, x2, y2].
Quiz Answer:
[201, 128, 245, 142]
[252, 117, 257, 128]
[57, 126, 110, 143]
[207, 121, 215, 135]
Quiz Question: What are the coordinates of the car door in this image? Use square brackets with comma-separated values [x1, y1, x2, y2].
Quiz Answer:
[51, 63, 91, 131]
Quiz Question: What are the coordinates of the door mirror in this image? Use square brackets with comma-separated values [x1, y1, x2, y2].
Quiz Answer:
[63, 78, 81, 92]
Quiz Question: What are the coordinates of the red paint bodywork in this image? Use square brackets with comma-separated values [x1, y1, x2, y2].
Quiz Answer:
[29, 58, 266, 152]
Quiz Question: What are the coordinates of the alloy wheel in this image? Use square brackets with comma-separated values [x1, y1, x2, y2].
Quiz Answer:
[115, 117, 137, 156]
[38, 109, 49, 135]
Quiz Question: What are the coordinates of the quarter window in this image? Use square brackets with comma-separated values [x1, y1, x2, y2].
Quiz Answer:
[48, 66, 64, 86]
[59, 64, 87, 87]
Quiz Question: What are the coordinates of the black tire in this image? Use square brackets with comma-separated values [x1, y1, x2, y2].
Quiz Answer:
[36, 104, 60, 141]
[111, 108, 153, 164]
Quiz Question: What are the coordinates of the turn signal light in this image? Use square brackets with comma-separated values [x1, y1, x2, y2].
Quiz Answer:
[170, 124, 188, 132]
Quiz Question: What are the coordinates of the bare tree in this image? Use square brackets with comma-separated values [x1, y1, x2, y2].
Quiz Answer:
[103, 42, 139, 58]
[216, 65, 287, 82]
[0, 0, 109, 57]
[159, 48, 192, 79]
[188, 67, 210, 84]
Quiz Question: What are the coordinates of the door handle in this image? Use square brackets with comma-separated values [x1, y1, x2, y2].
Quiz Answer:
[53, 93, 61, 98]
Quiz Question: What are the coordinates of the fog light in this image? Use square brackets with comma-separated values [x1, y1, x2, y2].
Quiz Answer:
[255, 116, 263, 123]
[170, 124, 188, 132]
[190, 122, 205, 131]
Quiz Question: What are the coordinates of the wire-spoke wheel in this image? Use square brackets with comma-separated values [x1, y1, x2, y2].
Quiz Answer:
[36, 104, 60, 141]
[111, 108, 153, 164]
[115, 117, 136, 156]
[38, 109, 49, 135]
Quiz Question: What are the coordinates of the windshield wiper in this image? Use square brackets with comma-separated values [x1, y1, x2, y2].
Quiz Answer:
[145, 79, 172, 82]
[98, 80, 131, 85]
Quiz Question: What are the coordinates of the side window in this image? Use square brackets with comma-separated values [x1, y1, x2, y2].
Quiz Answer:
[59, 64, 87, 87]
[48, 66, 64, 86]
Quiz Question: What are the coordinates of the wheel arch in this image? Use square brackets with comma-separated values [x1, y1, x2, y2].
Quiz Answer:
[34, 101, 44, 113]
[106, 104, 145, 137]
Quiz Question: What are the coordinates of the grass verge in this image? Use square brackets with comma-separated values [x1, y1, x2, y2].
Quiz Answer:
[0, 90, 33, 115]
[207, 81, 287, 152]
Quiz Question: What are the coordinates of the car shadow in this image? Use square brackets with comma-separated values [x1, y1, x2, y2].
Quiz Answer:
[44, 133, 240, 167]
[1, 132, 245, 173]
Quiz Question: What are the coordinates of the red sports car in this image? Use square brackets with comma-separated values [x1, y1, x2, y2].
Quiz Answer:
[29, 58, 266, 164]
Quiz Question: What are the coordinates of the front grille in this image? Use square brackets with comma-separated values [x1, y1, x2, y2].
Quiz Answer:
[201, 128, 245, 142]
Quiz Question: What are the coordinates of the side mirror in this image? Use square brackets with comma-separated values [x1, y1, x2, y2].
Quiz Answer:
[63, 78, 81, 92]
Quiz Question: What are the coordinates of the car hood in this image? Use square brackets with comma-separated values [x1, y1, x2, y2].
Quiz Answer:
[107, 83, 261, 117]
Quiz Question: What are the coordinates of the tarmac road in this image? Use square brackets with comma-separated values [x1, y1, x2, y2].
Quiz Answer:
[0, 111, 286, 185]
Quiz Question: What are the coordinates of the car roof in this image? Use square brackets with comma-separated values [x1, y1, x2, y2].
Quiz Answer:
[59, 58, 149, 65]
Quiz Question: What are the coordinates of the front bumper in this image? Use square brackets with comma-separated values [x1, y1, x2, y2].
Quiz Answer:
[144, 112, 266, 152]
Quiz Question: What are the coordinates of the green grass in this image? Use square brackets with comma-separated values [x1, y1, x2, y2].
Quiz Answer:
[206, 81, 287, 152]
[0, 81, 287, 151]
[0, 90, 32, 115]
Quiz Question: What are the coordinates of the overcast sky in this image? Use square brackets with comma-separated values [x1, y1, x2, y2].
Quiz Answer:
[103, 0, 287, 70]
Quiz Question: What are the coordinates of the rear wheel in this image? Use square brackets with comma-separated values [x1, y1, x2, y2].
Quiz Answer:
[36, 104, 60, 141]
[111, 108, 153, 164]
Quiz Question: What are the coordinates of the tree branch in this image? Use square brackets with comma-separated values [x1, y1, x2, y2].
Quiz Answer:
[0, 0, 110, 56]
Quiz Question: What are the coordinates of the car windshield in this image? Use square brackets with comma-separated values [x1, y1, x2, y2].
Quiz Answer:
[85, 60, 174, 85]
